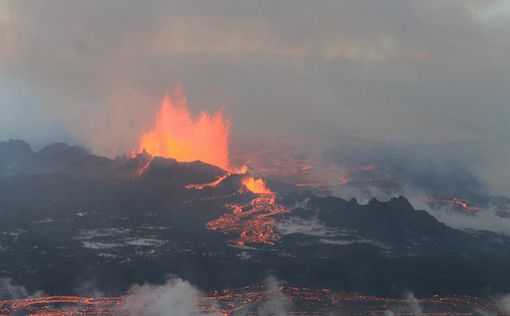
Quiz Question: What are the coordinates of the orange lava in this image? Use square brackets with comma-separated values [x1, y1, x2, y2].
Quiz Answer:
[0, 289, 494, 315]
[241, 176, 273, 195]
[427, 197, 480, 213]
[137, 85, 231, 171]
[207, 177, 289, 246]
[207, 197, 290, 246]
[137, 156, 153, 176]
[0, 296, 122, 315]
[185, 173, 232, 190]
[132, 86, 287, 246]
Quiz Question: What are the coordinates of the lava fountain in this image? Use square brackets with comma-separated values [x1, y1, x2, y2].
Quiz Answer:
[137, 85, 289, 246]
[137, 85, 231, 171]
[242, 176, 273, 195]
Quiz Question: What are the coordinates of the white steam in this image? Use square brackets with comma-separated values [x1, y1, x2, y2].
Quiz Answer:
[118, 278, 220, 316]
[427, 207, 510, 237]
[256, 277, 292, 316]
[496, 294, 510, 314]
[409, 194, 510, 237]
[385, 291, 423, 316]
[0, 278, 44, 300]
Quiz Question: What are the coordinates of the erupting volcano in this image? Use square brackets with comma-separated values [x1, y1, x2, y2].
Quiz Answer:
[137, 85, 231, 171]
[135, 85, 289, 247]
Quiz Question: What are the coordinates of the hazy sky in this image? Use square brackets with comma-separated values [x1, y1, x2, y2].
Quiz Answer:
[0, 1, 509, 184]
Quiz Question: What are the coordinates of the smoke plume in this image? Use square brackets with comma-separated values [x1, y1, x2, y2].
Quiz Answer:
[118, 277, 219, 316]
[256, 276, 292, 316]
[0, 278, 44, 300]
[384, 291, 423, 316]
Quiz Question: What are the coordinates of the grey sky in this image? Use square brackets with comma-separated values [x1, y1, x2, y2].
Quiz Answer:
[0, 0, 509, 191]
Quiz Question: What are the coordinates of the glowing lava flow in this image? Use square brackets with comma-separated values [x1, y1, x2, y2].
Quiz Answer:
[135, 86, 289, 246]
[137, 85, 231, 171]
[0, 289, 495, 315]
[185, 173, 232, 190]
[241, 176, 272, 195]
[427, 197, 480, 213]
[206, 176, 290, 246]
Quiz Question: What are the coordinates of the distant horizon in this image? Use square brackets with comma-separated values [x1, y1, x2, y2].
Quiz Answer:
[1, 2, 510, 314]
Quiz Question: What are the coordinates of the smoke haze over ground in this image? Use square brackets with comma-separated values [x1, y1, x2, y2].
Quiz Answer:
[119, 278, 216, 316]
[1, 1, 510, 236]
[1, 1, 509, 174]
[0, 278, 44, 300]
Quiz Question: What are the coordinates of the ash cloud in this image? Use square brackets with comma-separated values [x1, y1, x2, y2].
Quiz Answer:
[0, 0, 509, 163]
[1, 0, 510, 233]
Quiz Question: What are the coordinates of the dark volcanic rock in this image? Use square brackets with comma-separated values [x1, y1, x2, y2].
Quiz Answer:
[1, 140, 510, 298]
[0, 140, 90, 177]
[0, 139, 40, 176]
[38, 142, 90, 164]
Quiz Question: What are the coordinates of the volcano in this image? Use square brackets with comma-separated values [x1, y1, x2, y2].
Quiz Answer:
[1, 139, 510, 304]
[1, 90, 510, 315]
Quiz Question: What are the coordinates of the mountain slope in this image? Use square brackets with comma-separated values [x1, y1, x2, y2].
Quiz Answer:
[0, 140, 510, 297]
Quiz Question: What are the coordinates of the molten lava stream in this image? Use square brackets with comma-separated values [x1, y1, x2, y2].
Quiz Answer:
[185, 173, 232, 190]
[427, 197, 480, 213]
[207, 176, 290, 247]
